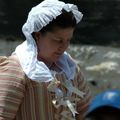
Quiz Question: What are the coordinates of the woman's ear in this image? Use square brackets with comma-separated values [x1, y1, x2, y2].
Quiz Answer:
[33, 32, 41, 41]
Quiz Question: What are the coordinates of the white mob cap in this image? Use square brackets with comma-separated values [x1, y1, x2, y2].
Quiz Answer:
[22, 0, 83, 43]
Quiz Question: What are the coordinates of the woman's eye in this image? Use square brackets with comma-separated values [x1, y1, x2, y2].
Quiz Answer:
[52, 38, 71, 44]
[53, 39, 63, 43]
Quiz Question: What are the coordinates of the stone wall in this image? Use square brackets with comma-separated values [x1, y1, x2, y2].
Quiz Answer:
[0, 0, 120, 45]
[75, 0, 120, 45]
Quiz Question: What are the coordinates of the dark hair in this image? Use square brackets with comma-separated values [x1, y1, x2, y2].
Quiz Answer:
[40, 9, 77, 34]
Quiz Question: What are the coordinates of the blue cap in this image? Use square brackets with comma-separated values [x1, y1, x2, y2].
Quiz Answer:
[86, 89, 120, 116]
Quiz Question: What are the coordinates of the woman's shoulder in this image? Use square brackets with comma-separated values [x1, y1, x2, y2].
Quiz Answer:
[0, 55, 22, 71]
[0, 55, 26, 85]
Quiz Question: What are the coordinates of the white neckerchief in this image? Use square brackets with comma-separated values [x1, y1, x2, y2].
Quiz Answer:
[13, 41, 77, 82]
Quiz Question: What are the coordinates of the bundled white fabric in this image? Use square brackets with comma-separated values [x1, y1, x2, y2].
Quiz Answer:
[13, 0, 83, 82]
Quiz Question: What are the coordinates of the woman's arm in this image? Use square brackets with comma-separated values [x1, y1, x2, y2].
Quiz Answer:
[75, 66, 92, 120]
[0, 56, 26, 120]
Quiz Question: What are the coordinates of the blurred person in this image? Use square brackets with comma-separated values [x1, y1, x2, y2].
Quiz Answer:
[0, 0, 91, 119]
[85, 89, 120, 120]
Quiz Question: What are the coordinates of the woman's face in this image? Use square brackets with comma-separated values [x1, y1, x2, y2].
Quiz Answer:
[35, 27, 74, 63]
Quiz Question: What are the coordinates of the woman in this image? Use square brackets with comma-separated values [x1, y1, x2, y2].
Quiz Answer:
[0, 0, 91, 119]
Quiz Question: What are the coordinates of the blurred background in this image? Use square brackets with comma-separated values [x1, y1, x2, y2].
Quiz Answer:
[0, 0, 120, 45]
[0, 0, 120, 96]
